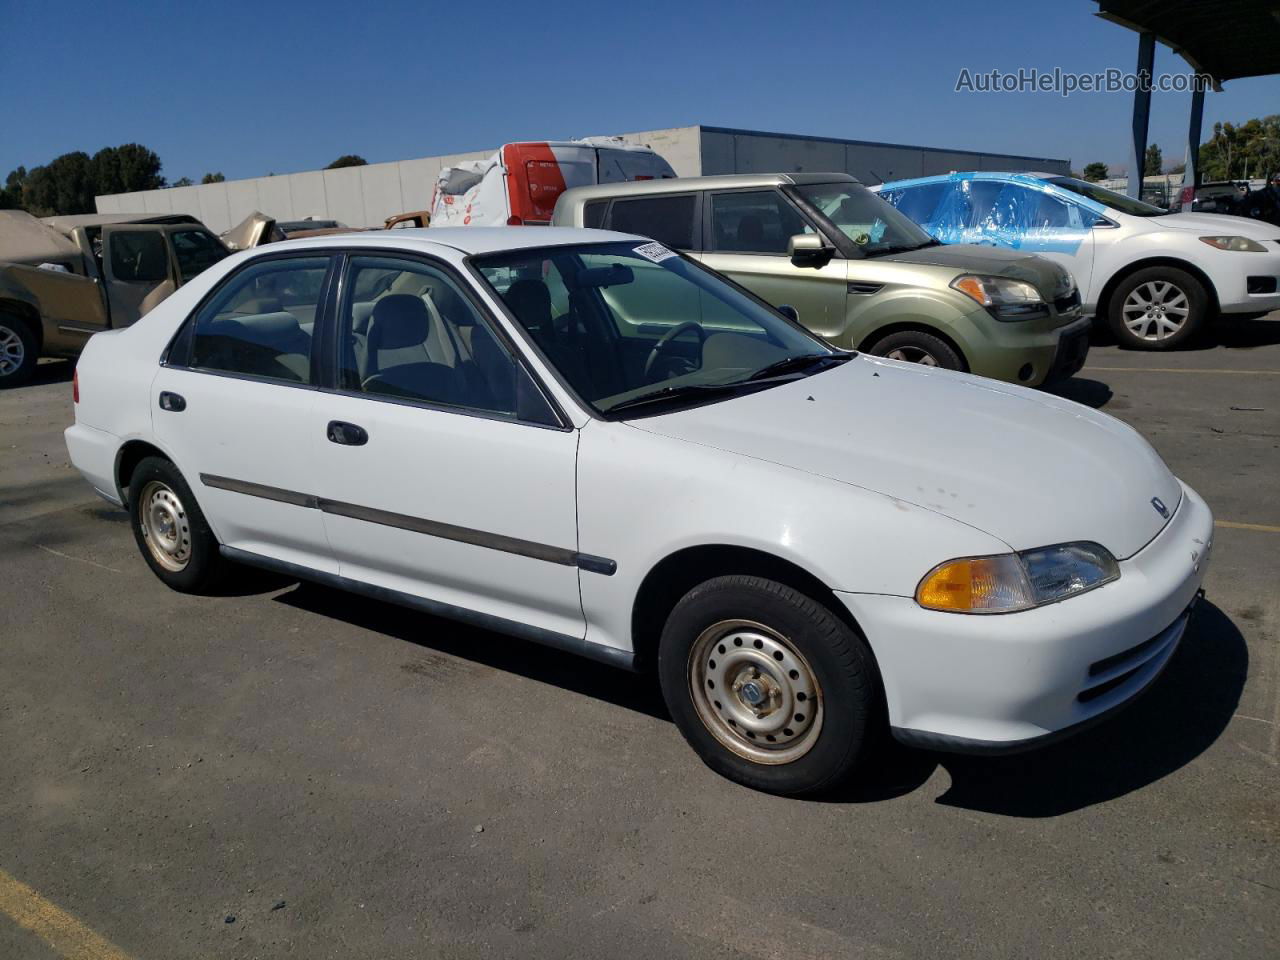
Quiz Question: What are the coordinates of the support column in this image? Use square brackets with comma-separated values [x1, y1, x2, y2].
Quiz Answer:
[1127, 31, 1156, 198]
[1181, 78, 1207, 207]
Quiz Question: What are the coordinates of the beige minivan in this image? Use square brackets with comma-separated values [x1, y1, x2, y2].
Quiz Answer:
[552, 173, 1089, 386]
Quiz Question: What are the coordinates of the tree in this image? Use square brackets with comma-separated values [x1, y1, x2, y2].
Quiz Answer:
[0, 167, 26, 209]
[171, 177, 194, 187]
[1199, 116, 1280, 180]
[201, 172, 225, 184]
[326, 155, 367, 169]
[22, 152, 94, 215]
[90, 144, 164, 196]
[1144, 143, 1163, 175]
[1083, 162, 1109, 182]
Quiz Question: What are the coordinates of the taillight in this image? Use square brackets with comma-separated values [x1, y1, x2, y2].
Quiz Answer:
[73, 368, 79, 404]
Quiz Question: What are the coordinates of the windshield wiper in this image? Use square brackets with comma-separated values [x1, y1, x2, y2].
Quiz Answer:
[746, 352, 851, 381]
[605, 381, 758, 415]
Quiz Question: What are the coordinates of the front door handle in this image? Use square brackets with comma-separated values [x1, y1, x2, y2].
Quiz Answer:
[327, 420, 368, 446]
[158, 391, 186, 412]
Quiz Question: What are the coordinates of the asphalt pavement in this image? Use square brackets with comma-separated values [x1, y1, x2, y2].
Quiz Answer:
[1, 317, 1278, 959]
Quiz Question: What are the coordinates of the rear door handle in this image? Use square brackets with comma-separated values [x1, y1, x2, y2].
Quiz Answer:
[158, 391, 186, 412]
[327, 420, 368, 446]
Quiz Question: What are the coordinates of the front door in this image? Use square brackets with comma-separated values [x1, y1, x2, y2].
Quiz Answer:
[100, 226, 178, 327]
[309, 253, 585, 640]
[152, 252, 337, 572]
[697, 189, 848, 340]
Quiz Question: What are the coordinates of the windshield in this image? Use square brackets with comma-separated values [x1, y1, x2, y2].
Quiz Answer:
[1046, 177, 1167, 217]
[795, 182, 936, 256]
[472, 242, 839, 417]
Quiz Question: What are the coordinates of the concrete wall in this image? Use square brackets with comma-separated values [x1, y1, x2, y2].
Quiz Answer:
[97, 124, 1070, 232]
[698, 127, 1070, 184]
[96, 148, 493, 234]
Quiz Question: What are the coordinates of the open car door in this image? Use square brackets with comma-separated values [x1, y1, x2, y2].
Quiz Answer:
[100, 225, 177, 328]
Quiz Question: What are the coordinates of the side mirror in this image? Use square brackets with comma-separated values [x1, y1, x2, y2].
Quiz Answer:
[777, 304, 800, 323]
[788, 233, 833, 268]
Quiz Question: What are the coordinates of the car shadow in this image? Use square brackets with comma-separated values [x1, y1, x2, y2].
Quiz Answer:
[265, 582, 1244, 815]
[909, 601, 1243, 816]
[1043, 376, 1113, 409]
[272, 581, 671, 721]
[29, 359, 76, 386]
[1091, 313, 1280, 352]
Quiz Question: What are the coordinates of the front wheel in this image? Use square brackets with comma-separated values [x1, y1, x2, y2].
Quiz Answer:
[128, 456, 230, 593]
[1107, 267, 1209, 349]
[0, 316, 39, 388]
[866, 329, 963, 370]
[658, 576, 882, 795]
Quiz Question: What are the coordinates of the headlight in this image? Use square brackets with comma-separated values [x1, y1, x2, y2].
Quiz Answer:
[951, 274, 1046, 321]
[1198, 235, 1267, 253]
[916, 542, 1119, 614]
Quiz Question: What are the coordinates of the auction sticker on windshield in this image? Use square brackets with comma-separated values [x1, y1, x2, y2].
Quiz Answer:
[634, 241, 676, 263]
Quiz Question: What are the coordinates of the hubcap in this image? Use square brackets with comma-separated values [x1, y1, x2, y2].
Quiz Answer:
[884, 346, 938, 366]
[139, 480, 192, 572]
[0, 325, 24, 376]
[688, 619, 823, 765]
[1122, 281, 1190, 341]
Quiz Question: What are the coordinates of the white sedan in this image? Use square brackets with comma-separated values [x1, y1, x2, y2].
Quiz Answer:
[875, 172, 1280, 349]
[65, 227, 1213, 795]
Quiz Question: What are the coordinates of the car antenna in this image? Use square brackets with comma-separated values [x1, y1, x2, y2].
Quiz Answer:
[867, 169, 885, 185]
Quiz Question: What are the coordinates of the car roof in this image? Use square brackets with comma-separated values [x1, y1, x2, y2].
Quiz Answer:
[558, 172, 859, 204]
[40, 213, 201, 232]
[257, 226, 647, 257]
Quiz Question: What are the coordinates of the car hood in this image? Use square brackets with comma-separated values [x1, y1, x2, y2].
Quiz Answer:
[886, 243, 1072, 294]
[631, 356, 1181, 559]
[1142, 211, 1280, 238]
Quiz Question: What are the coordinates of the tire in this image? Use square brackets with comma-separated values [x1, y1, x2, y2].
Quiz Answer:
[128, 456, 229, 593]
[0, 315, 39, 388]
[1106, 267, 1209, 350]
[657, 575, 882, 796]
[866, 329, 963, 370]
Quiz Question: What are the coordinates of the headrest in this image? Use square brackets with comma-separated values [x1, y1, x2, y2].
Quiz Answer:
[352, 301, 377, 335]
[502, 279, 551, 327]
[209, 311, 303, 346]
[369, 294, 431, 349]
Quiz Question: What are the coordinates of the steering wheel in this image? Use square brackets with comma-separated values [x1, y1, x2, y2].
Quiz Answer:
[644, 321, 706, 381]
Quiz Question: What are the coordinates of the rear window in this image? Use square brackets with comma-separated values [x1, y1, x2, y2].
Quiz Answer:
[605, 195, 697, 249]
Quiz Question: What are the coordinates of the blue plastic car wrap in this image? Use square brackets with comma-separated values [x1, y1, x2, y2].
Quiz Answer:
[877, 172, 1107, 257]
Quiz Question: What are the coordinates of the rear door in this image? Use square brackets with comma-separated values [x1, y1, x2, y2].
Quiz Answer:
[698, 189, 848, 338]
[101, 226, 177, 327]
[152, 252, 337, 571]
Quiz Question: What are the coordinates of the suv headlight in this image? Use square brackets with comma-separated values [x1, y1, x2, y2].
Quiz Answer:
[916, 542, 1119, 614]
[951, 274, 1047, 320]
[1198, 235, 1267, 252]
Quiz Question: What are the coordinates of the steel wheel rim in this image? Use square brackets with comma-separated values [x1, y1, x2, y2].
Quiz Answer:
[885, 346, 939, 366]
[688, 619, 824, 765]
[138, 480, 192, 572]
[1122, 281, 1189, 340]
[0, 325, 24, 376]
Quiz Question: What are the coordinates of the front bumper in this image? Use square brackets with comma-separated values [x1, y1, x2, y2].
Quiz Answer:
[965, 313, 1090, 388]
[839, 481, 1213, 753]
[1211, 248, 1280, 314]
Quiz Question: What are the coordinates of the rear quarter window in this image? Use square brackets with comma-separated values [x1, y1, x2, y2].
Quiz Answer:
[605, 195, 697, 249]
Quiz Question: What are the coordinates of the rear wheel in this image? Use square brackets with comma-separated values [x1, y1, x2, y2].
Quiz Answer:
[1107, 267, 1209, 349]
[0, 316, 39, 388]
[866, 329, 963, 370]
[658, 575, 882, 795]
[128, 456, 229, 593]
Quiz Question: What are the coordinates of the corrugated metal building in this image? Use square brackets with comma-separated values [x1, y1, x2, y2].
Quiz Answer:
[95, 125, 1071, 234]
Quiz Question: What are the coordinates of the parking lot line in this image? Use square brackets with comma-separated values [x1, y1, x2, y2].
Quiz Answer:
[1215, 520, 1280, 534]
[1088, 366, 1280, 376]
[0, 868, 130, 960]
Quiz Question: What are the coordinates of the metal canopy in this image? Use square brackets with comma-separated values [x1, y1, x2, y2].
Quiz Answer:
[1096, 0, 1280, 85]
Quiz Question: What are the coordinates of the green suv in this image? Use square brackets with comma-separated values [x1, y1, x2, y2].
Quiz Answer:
[551, 173, 1088, 385]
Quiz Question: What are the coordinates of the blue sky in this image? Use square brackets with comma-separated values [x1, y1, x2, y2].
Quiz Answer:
[2, 0, 1277, 183]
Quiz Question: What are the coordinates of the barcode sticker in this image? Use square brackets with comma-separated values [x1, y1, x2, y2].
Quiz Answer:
[633, 241, 676, 263]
